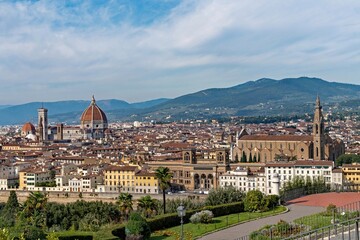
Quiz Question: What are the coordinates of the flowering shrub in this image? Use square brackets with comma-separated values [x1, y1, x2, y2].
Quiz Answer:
[190, 210, 214, 224]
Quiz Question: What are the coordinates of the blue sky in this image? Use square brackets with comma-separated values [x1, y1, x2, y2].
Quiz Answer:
[1, 0, 360, 104]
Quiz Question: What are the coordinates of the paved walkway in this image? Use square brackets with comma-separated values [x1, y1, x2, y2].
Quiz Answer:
[198, 204, 324, 240]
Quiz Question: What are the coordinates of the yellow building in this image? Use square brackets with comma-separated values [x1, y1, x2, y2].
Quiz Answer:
[19, 171, 27, 190]
[135, 171, 160, 194]
[104, 165, 138, 193]
[18, 168, 51, 190]
[342, 163, 360, 185]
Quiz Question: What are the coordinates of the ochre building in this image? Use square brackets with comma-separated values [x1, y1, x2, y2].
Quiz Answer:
[147, 148, 230, 191]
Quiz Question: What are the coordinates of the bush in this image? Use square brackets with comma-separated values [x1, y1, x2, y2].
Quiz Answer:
[325, 204, 337, 216]
[264, 195, 279, 209]
[23, 226, 47, 240]
[125, 213, 151, 240]
[190, 210, 214, 224]
[79, 213, 101, 231]
[57, 236, 93, 240]
[203, 202, 244, 217]
[205, 186, 244, 206]
[111, 224, 126, 240]
[244, 190, 266, 212]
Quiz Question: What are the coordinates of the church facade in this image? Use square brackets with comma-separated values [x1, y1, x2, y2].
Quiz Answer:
[22, 96, 108, 142]
[233, 97, 345, 162]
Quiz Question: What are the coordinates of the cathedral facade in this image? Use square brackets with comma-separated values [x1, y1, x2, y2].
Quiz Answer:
[21, 96, 108, 142]
[233, 97, 345, 162]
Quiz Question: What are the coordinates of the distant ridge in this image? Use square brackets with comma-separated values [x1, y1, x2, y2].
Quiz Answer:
[123, 77, 360, 121]
[1, 77, 360, 125]
[0, 98, 170, 125]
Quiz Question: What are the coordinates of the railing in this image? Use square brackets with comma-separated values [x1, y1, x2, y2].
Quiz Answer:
[236, 218, 360, 240]
[283, 217, 360, 240]
[235, 200, 360, 240]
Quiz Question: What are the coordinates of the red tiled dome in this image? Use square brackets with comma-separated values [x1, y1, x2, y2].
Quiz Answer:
[80, 96, 108, 123]
[22, 122, 35, 133]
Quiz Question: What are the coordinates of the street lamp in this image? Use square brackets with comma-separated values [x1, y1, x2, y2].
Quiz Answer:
[177, 203, 186, 240]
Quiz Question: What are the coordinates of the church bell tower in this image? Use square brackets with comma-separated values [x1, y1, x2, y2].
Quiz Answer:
[38, 107, 48, 142]
[313, 96, 325, 160]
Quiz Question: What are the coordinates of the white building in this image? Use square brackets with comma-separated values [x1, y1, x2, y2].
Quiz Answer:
[219, 167, 267, 194]
[25, 169, 52, 190]
[332, 168, 343, 188]
[265, 160, 333, 195]
[81, 174, 103, 192]
[219, 160, 334, 196]
[69, 177, 82, 192]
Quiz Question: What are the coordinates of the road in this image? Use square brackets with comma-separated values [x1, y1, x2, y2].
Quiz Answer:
[198, 204, 324, 240]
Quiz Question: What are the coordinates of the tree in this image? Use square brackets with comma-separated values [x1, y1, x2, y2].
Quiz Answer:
[137, 195, 158, 218]
[125, 212, 151, 240]
[49, 170, 56, 179]
[234, 154, 239, 163]
[117, 192, 133, 221]
[0, 191, 19, 227]
[336, 154, 360, 167]
[241, 151, 247, 162]
[205, 186, 244, 206]
[23, 191, 48, 227]
[253, 154, 257, 163]
[244, 190, 266, 212]
[249, 152, 253, 163]
[155, 167, 172, 214]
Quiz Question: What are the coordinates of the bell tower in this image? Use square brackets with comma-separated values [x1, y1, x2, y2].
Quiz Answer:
[38, 107, 48, 142]
[313, 96, 325, 160]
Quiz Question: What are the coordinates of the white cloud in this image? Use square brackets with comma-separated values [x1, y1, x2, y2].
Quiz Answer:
[0, 0, 360, 104]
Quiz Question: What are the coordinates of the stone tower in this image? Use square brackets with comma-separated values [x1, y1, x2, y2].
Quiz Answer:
[38, 107, 48, 142]
[313, 96, 325, 160]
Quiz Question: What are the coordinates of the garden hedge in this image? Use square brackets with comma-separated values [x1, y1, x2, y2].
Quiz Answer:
[58, 236, 93, 240]
[111, 201, 244, 238]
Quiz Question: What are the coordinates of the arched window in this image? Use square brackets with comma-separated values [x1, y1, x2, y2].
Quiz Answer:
[217, 152, 224, 161]
[184, 152, 190, 161]
[315, 124, 319, 134]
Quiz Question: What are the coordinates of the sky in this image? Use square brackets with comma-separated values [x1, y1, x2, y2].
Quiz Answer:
[1, 0, 360, 105]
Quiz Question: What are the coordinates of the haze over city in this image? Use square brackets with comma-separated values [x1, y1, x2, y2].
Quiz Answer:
[1, 0, 360, 104]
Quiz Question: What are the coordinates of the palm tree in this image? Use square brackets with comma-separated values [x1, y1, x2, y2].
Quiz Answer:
[24, 191, 47, 215]
[137, 195, 158, 218]
[155, 167, 172, 214]
[117, 192, 133, 220]
[23, 191, 48, 227]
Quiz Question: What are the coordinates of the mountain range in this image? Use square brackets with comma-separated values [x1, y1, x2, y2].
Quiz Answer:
[1, 77, 360, 125]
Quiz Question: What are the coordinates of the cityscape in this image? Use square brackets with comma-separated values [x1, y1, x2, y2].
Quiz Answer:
[1, 1, 360, 240]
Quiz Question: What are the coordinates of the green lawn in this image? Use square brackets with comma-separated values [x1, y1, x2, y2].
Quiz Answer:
[294, 211, 359, 230]
[151, 206, 287, 240]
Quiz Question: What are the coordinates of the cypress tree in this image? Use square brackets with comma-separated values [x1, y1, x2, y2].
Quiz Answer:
[0, 190, 19, 227]
[249, 152, 253, 162]
[241, 151, 247, 162]
[234, 154, 239, 163]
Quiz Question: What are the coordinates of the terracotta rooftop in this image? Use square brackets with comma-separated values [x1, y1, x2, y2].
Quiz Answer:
[240, 135, 313, 142]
